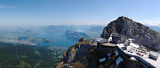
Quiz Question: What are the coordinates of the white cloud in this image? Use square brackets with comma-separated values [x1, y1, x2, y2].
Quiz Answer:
[0, 5, 15, 8]
[138, 20, 160, 26]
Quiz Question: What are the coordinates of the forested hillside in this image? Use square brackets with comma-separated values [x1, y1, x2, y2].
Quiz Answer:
[0, 42, 67, 68]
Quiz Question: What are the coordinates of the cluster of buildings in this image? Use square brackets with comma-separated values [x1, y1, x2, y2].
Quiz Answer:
[94, 33, 160, 68]
[112, 34, 159, 68]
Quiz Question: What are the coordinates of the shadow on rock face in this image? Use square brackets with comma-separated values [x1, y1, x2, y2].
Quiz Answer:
[117, 59, 144, 68]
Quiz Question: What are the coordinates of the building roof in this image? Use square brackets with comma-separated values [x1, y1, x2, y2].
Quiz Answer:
[96, 38, 108, 43]
[130, 43, 140, 48]
[149, 51, 158, 57]
[101, 43, 117, 47]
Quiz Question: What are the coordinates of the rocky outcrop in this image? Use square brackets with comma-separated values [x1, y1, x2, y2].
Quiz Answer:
[56, 38, 144, 68]
[101, 16, 160, 50]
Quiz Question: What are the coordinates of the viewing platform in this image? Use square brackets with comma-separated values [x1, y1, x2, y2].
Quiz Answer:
[96, 36, 160, 68]
[101, 43, 117, 47]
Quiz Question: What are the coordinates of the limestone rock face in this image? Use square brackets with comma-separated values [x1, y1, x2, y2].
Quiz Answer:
[101, 16, 160, 50]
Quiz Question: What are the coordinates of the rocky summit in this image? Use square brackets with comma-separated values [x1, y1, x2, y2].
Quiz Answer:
[101, 16, 160, 50]
[56, 16, 160, 68]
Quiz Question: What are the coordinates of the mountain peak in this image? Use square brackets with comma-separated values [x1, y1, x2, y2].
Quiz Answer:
[101, 17, 160, 50]
[115, 16, 134, 24]
[117, 16, 132, 20]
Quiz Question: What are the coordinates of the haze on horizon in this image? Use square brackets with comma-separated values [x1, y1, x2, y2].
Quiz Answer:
[0, 0, 160, 26]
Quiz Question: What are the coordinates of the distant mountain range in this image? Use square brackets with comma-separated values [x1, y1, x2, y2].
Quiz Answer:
[0, 25, 104, 47]
[65, 30, 90, 42]
[150, 26, 160, 32]
[0, 25, 104, 68]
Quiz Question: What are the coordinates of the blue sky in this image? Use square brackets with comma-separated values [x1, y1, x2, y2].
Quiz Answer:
[0, 0, 160, 26]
